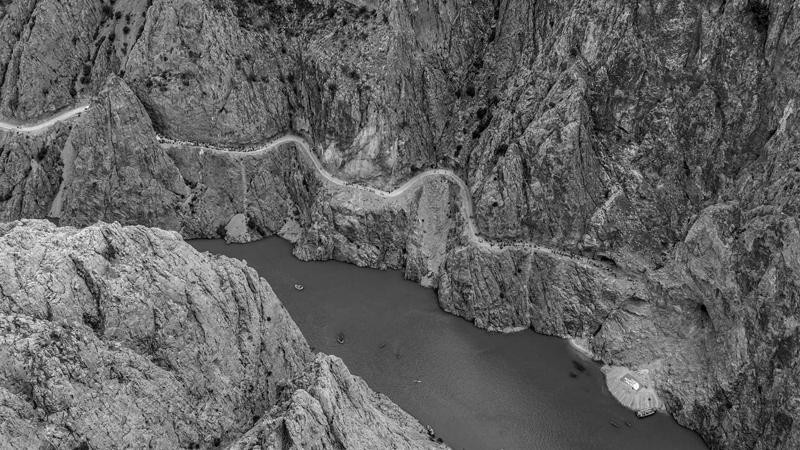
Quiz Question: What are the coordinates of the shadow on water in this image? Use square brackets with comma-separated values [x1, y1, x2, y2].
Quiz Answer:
[190, 238, 708, 450]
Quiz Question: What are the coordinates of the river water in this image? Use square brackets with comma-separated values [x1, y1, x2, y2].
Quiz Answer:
[191, 238, 707, 450]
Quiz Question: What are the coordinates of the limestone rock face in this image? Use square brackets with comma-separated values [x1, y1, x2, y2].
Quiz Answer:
[437, 243, 647, 334]
[658, 204, 800, 450]
[163, 142, 321, 243]
[231, 355, 446, 450]
[294, 186, 412, 270]
[1, 0, 800, 448]
[0, 124, 68, 221]
[0, 0, 150, 119]
[55, 76, 189, 229]
[0, 75, 189, 230]
[123, 0, 290, 145]
[0, 220, 443, 449]
[0, 219, 311, 448]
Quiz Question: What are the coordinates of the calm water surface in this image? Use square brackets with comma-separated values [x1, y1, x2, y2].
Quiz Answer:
[191, 238, 707, 450]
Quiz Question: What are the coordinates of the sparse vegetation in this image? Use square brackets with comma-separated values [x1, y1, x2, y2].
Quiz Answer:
[747, 0, 770, 32]
[80, 63, 92, 84]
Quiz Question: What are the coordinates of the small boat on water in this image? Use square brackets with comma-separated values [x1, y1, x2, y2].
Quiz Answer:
[294, 284, 304, 291]
[337, 332, 345, 344]
[636, 408, 657, 418]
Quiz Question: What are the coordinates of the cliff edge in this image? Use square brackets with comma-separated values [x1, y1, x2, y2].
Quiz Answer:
[0, 220, 445, 449]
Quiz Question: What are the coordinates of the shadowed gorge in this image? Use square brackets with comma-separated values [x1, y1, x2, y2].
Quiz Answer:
[1, 0, 799, 448]
[191, 237, 707, 450]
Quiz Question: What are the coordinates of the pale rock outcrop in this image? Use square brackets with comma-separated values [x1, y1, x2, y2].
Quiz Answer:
[0, 123, 69, 221]
[231, 355, 446, 450]
[0, 219, 310, 447]
[655, 204, 799, 449]
[55, 76, 189, 229]
[0, 0, 149, 119]
[0, 220, 446, 449]
[123, 0, 289, 145]
[437, 243, 647, 334]
[1, 0, 800, 448]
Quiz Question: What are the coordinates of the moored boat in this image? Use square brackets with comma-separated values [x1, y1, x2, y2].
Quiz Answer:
[636, 408, 657, 418]
[294, 283, 304, 291]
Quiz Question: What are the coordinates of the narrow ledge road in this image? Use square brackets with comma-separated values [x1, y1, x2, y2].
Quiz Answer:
[1, 102, 656, 412]
[1, 104, 640, 283]
[0, 104, 90, 133]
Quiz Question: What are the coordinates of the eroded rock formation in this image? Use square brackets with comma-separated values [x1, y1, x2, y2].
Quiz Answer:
[1, 0, 799, 448]
[0, 220, 444, 449]
[230, 354, 445, 450]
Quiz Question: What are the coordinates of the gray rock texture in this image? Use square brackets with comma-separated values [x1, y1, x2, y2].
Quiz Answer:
[1, 0, 800, 448]
[230, 354, 445, 450]
[0, 220, 444, 449]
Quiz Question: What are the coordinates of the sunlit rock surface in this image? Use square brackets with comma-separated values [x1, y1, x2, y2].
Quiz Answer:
[1, 0, 799, 447]
[0, 220, 445, 449]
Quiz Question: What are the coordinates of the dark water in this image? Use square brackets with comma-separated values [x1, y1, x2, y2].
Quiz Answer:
[191, 238, 707, 450]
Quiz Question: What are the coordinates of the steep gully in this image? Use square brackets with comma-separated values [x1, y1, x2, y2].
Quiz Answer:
[0, 103, 655, 406]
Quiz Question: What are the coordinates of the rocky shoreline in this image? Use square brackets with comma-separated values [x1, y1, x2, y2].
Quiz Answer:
[1, 0, 799, 447]
[0, 220, 446, 449]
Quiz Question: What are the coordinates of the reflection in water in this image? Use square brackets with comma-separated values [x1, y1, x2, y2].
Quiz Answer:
[191, 238, 707, 450]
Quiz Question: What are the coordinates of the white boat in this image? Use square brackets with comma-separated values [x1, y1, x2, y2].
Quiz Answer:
[294, 284, 304, 291]
[636, 408, 657, 418]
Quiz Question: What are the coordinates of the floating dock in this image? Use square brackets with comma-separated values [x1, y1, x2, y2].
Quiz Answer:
[602, 365, 662, 413]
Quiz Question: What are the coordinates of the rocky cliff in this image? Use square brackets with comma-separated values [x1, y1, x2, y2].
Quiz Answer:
[0, 220, 445, 449]
[230, 354, 446, 450]
[1, 0, 799, 448]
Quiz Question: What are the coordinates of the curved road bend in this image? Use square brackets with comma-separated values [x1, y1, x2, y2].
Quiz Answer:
[1, 105, 633, 279]
[0, 104, 90, 133]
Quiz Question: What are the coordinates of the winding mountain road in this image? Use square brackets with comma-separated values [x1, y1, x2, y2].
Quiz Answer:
[163, 135, 482, 237]
[0, 104, 90, 133]
[1, 104, 631, 279]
